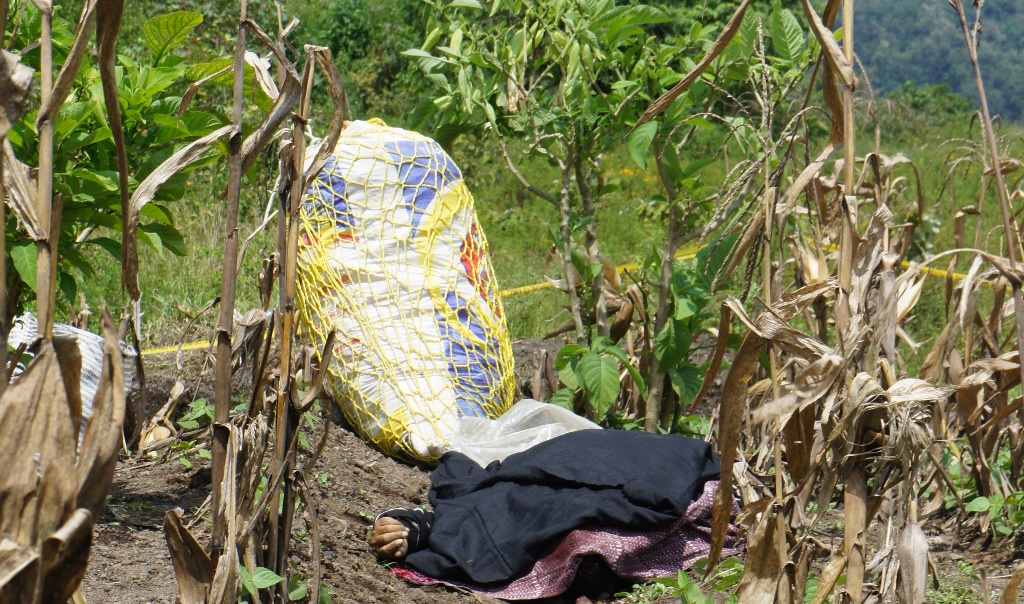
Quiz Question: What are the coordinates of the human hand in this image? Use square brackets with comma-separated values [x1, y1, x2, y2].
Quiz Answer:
[370, 516, 409, 560]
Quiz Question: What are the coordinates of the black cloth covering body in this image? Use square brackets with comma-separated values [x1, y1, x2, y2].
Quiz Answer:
[403, 429, 720, 585]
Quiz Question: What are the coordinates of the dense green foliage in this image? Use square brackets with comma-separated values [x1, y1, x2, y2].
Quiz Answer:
[4, 6, 238, 314]
[295, 0, 428, 120]
[857, 0, 1024, 120]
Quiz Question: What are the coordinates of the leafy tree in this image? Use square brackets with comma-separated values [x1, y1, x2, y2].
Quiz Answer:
[408, 0, 682, 344]
[4, 6, 268, 314]
[297, 0, 429, 120]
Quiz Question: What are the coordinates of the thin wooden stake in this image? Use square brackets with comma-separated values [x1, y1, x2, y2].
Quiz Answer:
[0, 146, 6, 397]
[35, 0, 54, 338]
[210, 0, 247, 565]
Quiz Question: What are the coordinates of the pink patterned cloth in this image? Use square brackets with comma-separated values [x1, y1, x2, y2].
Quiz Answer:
[390, 479, 745, 600]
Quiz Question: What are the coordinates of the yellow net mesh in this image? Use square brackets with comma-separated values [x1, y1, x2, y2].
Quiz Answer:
[295, 120, 516, 462]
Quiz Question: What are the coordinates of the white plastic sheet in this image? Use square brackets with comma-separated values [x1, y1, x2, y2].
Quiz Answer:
[448, 399, 600, 467]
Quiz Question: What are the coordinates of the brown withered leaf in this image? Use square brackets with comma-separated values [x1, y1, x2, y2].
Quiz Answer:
[0, 538, 39, 603]
[2, 140, 44, 239]
[238, 19, 302, 176]
[810, 551, 847, 604]
[39, 508, 94, 603]
[735, 507, 782, 604]
[896, 521, 928, 604]
[51, 335, 83, 441]
[750, 354, 844, 425]
[95, 0, 130, 298]
[0, 343, 77, 551]
[708, 328, 764, 571]
[164, 509, 212, 604]
[245, 51, 279, 100]
[801, 0, 854, 90]
[631, 0, 751, 132]
[1, 49, 33, 140]
[779, 143, 838, 215]
[1001, 563, 1024, 604]
[689, 302, 732, 412]
[302, 45, 349, 194]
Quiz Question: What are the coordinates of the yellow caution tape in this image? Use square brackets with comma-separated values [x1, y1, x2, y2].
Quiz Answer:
[137, 243, 980, 356]
[139, 340, 211, 357]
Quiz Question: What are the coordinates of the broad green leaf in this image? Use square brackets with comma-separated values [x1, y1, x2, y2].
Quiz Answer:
[576, 352, 619, 418]
[11, 244, 37, 291]
[87, 237, 123, 260]
[58, 271, 77, 305]
[555, 343, 588, 370]
[144, 11, 203, 63]
[251, 567, 284, 590]
[141, 223, 186, 256]
[669, 364, 704, 405]
[965, 496, 990, 513]
[674, 295, 700, 321]
[451, 0, 484, 9]
[654, 319, 692, 368]
[61, 126, 112, 152]
[559, 365, 580, 390]
[628, 120, 658, 170]
[597, 345, 648, 398]
[549, 388, 576, 411]
[769, 7, 804, 63]
[681, 157, 716, 179]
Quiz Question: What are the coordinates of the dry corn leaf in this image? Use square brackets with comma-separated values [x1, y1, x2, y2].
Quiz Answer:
[750, 354, 843, 425]
[0, 342, 77, 551]
[245, 50, 279, 100]
[895, 268, 926, 322]
[896, 521, 928, 604]
[800, 0, 854, 89]
[1001, 563, 1024, 604]
[238, 19, 303, 176]
[164, 509, 212, 604]
[631, 0, 751, 131]
[735, 507, 782, 604]
[2, 140, 44, 239]
[1, 49, 33, 140]
[689, 302, 732, 412]
[38, 508, 93, 603]
[0, 539, 39, 602]
[708, 329, 764, 571]
[95, 0, 130, 297]
[810, 550, 847, 604]
[301, 45, 349, 196]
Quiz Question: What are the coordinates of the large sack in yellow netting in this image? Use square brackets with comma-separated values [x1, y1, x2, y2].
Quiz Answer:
[296, 120, 516, 462]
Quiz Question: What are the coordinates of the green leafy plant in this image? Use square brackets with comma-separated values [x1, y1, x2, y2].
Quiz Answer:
[238, 565, 284, 601]
[550, 336, 646, 421]
[409, 0, 680, 343]
[5, 7, 243, 314]
[177, 398, 215, 430]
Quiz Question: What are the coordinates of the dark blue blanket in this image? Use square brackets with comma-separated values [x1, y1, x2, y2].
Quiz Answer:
[404, 429, 720, 584]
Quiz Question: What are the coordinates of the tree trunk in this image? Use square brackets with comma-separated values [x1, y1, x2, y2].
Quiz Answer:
[576, 159, 608, 339]
[558, 158, 586, 341]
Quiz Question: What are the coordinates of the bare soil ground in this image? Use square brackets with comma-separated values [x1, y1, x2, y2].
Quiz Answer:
[79, 341, 1021, 603]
